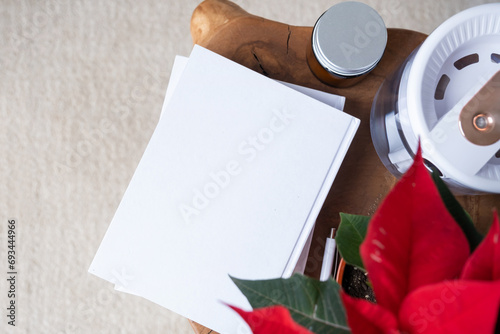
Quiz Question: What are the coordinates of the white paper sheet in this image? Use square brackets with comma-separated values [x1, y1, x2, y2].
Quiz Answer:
[89, 45, 359, 334]
[161, 55, 346, 120]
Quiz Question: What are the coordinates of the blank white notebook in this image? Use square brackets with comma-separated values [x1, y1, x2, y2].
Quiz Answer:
[89, 45, 359, 334]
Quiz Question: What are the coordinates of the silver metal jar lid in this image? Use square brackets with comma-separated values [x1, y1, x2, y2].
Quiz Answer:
[311, 1, 387, 77]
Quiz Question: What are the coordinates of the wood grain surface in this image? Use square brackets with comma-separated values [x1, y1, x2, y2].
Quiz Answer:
[189, 1, 499, 333]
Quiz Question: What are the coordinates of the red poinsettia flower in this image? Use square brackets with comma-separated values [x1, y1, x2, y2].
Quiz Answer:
[342, 147, 500, 334]
[229, 305, 314, 334]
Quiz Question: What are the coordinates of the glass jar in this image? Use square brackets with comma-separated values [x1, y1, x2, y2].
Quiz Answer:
[307, 1, 387, 88]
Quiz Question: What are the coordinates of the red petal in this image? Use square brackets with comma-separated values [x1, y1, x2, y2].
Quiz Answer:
[229, 305, 314, 334]
[360, 146, 470, 315]
[399, 280, 500, 334]
[461, 212, 500, 281]
[341, 292, 399, 334]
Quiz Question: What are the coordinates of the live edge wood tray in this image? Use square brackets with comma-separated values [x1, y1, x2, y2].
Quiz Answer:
[189, 1, 500, 333]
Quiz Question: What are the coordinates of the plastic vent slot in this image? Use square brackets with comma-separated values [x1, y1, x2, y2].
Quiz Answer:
[454, 53, 479, 70]
[434, 74, 450, 100]
[492, 53, 500, 64]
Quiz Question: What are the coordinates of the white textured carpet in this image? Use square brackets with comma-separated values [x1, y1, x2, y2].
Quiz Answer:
[0, 0, 495, 333]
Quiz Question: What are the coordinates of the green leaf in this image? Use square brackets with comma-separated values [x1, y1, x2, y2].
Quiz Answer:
[231, 274, 350, 334]
[431, 169, 483, 251]
[336, 213, 370, 270]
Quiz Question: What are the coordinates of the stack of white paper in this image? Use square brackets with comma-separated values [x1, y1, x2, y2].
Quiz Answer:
[89, 45, 359, 334]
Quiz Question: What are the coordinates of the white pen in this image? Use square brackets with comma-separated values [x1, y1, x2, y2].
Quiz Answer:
[319, 228, 339, 281]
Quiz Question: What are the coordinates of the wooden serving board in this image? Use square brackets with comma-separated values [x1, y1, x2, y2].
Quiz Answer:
[188, 1, 499, 333]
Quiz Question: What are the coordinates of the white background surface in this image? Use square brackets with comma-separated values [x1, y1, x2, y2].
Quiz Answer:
[0, 0, 496, 333]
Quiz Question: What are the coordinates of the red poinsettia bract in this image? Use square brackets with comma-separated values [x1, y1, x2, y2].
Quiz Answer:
[342, 147, 500, 334]
[229, 305, 313, 334]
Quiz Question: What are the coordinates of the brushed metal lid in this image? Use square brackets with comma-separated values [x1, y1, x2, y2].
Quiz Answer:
[311, 1, 387, 77]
